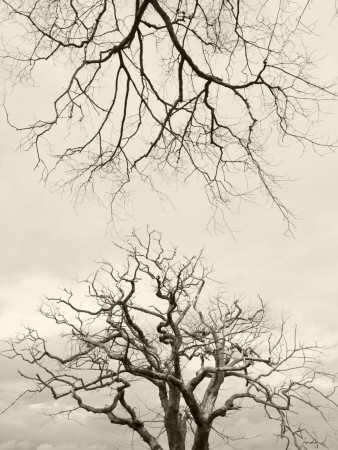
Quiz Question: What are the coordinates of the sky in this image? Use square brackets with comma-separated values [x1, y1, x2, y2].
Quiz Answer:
[1, 2, 338, 449]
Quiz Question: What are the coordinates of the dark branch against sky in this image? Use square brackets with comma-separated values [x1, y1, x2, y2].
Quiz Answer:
[1, 0, 338, 232]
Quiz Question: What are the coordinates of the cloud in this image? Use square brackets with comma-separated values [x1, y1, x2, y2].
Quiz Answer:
[0, 136, 115, 286]
[36, 445, 109, 450]
[0, 443, 111, 450]
[0, 442, 32, 450]
[0, 404, 130, 449]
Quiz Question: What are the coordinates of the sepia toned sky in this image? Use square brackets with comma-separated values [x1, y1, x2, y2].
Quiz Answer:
[1, 2, 338, 449]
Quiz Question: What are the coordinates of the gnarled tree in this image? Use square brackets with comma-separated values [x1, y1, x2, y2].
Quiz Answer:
[1, 0, 337, 229]
[3, 231, 337, 450]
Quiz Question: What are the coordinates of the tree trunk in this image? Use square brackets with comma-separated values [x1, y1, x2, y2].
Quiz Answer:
[191, 425, 211, 450]
[165, 412, 185, 450]
[163, 382, 186, 450]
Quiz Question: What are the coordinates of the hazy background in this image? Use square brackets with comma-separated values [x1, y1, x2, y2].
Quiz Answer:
[1, 3, 338, 449]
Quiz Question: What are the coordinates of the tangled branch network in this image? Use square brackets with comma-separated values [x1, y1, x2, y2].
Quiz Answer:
[1, 0, 337, 229]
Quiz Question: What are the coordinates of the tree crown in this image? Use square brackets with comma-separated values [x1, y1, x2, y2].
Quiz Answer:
[1, 0, 337, 230]
[3, 231, 337, 450]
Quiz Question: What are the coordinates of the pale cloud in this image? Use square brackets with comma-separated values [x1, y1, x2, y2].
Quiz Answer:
[0, 442, 32, 450]
[36, 445, 109, 450]
[0, 443, 111, 450]
[0, 397, 130, 449]
[0, 145, 112, 285]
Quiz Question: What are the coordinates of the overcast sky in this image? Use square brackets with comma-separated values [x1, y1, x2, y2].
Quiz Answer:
[1, 2, 338, 450]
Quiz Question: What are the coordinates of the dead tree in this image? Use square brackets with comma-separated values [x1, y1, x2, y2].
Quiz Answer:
[1, 0, 337, 229]
[2, 230, 337, 449]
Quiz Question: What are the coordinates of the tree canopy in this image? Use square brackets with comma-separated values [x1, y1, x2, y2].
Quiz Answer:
[1, 0, 337, 228]
[2, 231, 337, 450]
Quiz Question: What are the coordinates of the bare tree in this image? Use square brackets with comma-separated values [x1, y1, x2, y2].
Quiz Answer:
[2, 230, 337, 450]
[1, 0, 337, 229]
